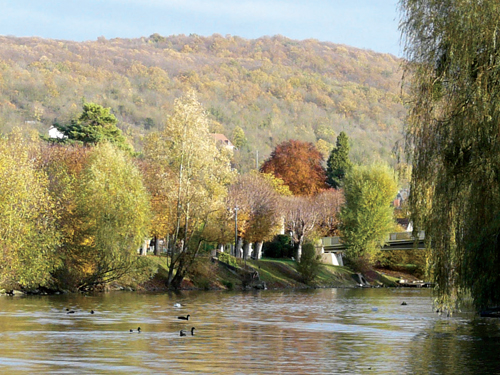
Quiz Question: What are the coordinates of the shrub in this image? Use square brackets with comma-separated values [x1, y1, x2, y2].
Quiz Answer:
[296, 243, 321, 284]
[218, 252, 238, 268]
[263, 235, 294, 258]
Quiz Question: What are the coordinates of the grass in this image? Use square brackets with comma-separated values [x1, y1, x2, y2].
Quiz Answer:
[138, 254, 408, 291]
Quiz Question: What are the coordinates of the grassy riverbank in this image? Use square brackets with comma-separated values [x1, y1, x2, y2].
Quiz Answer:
[134, 255, 411, 292]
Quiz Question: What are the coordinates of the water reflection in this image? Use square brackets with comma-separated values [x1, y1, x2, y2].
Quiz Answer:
[406, 316, 500, 375]
[0, 289, 499, 374]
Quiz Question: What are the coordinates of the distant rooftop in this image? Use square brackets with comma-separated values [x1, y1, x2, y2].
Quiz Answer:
[211, 133, 235, 150]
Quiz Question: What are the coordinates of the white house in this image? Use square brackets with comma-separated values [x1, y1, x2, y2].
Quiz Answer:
[48, 126, 66, 139]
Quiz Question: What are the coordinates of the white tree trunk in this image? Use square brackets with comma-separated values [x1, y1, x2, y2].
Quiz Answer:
[296, 236, 304, 261]
[140, 239, 148, 256]
[255, 241, 264, 260]
[235, 237, 243, 258]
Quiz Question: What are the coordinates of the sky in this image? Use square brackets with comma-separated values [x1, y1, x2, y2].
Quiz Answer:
[0, 0, 402, 56]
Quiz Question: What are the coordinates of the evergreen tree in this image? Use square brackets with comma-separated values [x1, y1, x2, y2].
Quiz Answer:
[326, 132, 352, 189]
[53, 103, 133, 153]
[296, 242, 321, 284]
[231, 126, 247, 149]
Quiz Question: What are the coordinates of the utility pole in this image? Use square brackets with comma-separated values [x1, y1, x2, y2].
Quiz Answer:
[234, 206, 239, 258]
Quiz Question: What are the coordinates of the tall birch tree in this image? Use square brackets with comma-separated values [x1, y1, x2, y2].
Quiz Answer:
[143, 91, 234, 289]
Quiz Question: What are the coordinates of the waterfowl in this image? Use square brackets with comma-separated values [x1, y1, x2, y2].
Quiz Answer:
[130, 327, 141, 333]
[180, 327, 195, 336]
[401, 302, 407, 306]
[178, 314, 190, 320]
[174, 303, 182, 308]
[90, 310, 94, 314]
[67, 310, 75, 314]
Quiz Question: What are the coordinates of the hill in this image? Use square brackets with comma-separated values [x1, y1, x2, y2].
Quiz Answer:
[0, 34, 404, 171]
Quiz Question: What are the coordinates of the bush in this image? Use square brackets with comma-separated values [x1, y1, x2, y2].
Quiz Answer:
[263, 235, 294, 258]
[296, 243, 321, 284]
[218, 252, 238, 268]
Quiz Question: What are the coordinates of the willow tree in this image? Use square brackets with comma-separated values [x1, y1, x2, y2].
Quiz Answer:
[400, 0, 500, 310]
[143, 91, 234, 289]
[68, 143, 150, 290]
[0, 129, 60, 290]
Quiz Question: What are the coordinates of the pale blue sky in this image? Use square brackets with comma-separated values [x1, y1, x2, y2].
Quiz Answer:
[0, 0, 402, 56]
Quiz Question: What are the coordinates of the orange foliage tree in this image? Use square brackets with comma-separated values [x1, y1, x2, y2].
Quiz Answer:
[260, 140, 327, 195]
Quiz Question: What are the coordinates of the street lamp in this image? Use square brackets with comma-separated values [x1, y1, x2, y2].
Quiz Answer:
[234, 206, 239, 258]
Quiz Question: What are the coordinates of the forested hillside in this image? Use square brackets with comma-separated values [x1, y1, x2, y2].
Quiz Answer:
[0, 34, 404, 171]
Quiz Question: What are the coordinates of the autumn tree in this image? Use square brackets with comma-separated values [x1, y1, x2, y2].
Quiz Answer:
[315, 188, 345, 237]
[260, 140, 328, 196]
[76, 143, 150, 290]
[0, 129, 60, 290]
[53, 102, 133, 153]
[326, 131, 352, 189]
[260, 172, 293, 196]
[227, 172, 282, 260]
[38, 143, 91, 289]
[143, 91, 234, 289]
[284, 190, 338, 260]
[400, 0, 500, 311]
[339, 163, 398, 268]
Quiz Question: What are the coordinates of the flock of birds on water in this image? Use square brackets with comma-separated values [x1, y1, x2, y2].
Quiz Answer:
[64, 300, 412, 343]
[65, 302, 195, 337]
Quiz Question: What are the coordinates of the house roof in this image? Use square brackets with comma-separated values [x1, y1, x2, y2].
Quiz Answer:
[210, 133, 235, 148]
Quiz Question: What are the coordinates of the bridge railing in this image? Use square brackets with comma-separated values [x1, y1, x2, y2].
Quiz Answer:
[322, 236, 341, 247]
[321, 231, 425, 250]
[387, 231, 425, 241]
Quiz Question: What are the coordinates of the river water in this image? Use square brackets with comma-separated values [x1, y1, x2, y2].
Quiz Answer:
[0, 288, 499, 374]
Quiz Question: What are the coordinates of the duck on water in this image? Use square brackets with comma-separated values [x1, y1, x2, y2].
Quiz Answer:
[180, 327, 195, 336]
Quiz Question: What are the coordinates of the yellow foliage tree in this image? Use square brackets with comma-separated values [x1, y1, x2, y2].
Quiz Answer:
[0, 129, 60, 289]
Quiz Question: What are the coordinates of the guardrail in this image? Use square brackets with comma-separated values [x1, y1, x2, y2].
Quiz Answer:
[322, 231, 426, 252]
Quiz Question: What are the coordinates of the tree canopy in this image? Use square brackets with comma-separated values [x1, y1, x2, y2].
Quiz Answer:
[54, 102, 133, 153]
[0, 130, 60, 289]
[339, 163, 398, 268]
[401, 0, 500, 310]
[143, 91, 234, 289]
[260, 139, 328, 196]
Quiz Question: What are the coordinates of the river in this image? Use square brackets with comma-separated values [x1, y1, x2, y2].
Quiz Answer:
[0, 288, 499, 374]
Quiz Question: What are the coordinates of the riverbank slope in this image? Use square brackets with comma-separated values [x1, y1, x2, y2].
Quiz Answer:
[137, 256, 416, 292]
